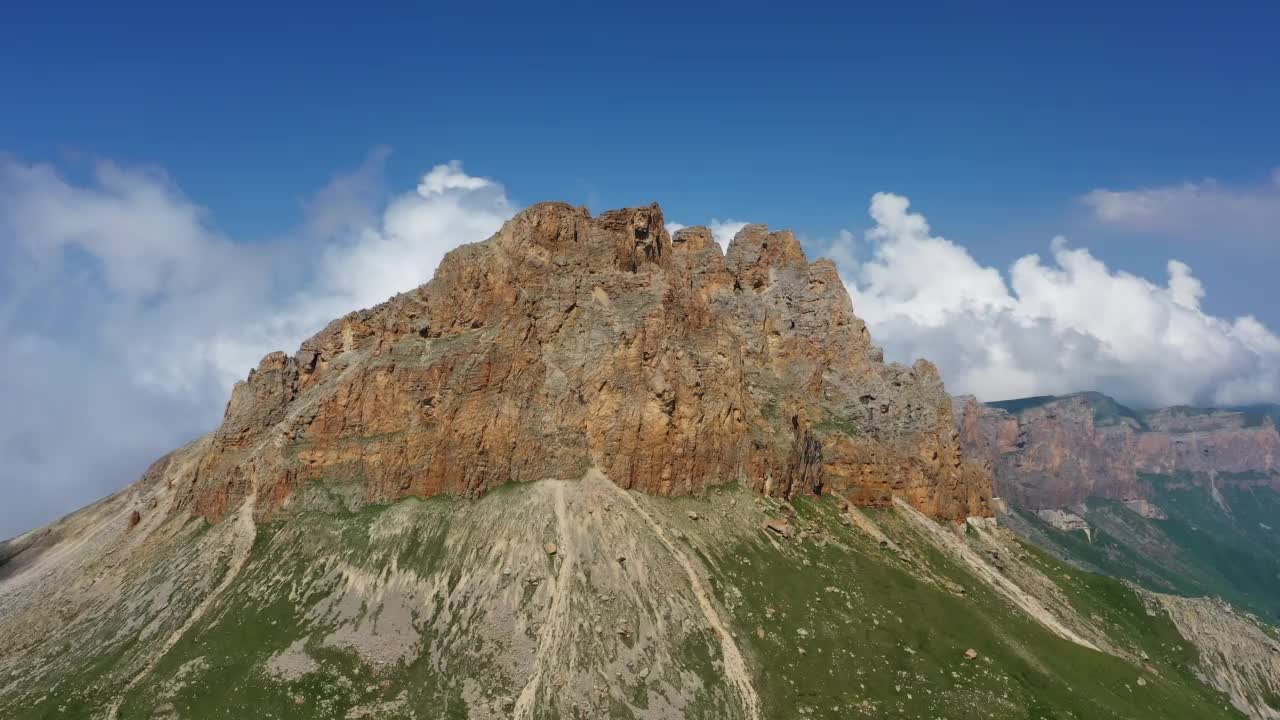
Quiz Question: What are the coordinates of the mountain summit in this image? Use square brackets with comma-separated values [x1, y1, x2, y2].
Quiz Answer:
[183, 201, 990, 526]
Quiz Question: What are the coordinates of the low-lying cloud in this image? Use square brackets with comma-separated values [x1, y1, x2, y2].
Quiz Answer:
[827, 192, 1280, 408]
[0, 153, 513, 538]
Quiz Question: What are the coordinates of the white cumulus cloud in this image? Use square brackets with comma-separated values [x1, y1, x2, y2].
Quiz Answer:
[830, 192, 1280, 408]
[417, 159, 495, 196]
[709, 219, 750, 250]
[0, 153, 512, 538]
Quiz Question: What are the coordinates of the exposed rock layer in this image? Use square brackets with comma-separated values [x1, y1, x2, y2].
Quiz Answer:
[957, 393, 1280, 509]
[176, 202, 990, 524]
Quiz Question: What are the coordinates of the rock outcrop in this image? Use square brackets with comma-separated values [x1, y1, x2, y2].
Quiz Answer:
[1147, 593, 1280, 720]
[1035, 508, 1092, 540]
[956, 392, 1280, 509]
[175, 202, 990, 525]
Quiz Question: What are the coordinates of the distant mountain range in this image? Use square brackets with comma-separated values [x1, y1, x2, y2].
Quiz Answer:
[958, 391, 1280, 626]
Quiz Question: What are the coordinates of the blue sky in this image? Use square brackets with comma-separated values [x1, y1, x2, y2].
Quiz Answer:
[2, 2, 1279, 536]
[4, 3, 1277, 308]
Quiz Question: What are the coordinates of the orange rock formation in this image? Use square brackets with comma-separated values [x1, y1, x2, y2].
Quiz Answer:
[176, 202, 991, 523]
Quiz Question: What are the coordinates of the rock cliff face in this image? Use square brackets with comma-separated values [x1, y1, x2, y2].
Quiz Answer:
[956, 392, 1280, 509]
[176, 201, 990, 526]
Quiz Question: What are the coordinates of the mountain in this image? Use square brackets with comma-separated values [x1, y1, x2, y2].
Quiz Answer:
[180, 201, 990, 525]
[957, 392, 1280, 622]
[957, 392, 1280, 510]
[0, 203, 1273, 719]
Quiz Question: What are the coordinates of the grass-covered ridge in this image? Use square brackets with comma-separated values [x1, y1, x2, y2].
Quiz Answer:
[986, 391, 1149, 428]
[703, 495, 1242, 719]
[986, 395, 1059, 415]
[1, 478, 1251, 719]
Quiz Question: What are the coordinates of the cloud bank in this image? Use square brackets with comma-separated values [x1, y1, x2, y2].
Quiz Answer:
[828, 193, 1280, 408]
[0, 153, 512, 537]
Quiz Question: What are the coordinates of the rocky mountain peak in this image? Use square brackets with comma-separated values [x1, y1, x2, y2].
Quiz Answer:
[178, 201, 991, 525]
[670, 225, 717, 253]
[725, 224, 808, 272]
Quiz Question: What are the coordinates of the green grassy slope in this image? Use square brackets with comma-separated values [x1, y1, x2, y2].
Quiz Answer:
[1006, 478, 1280, 623]
[704, 497, 1240, 720]
[1147, 476, 1280, 621]
[3, 483, 1249, 720]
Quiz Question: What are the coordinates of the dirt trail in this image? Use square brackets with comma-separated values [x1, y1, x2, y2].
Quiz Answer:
[603, 472, 762, 720]
[512, 483, 575, 720]
[104, 492, 258, 720]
